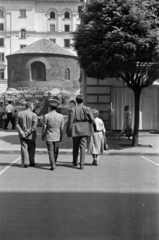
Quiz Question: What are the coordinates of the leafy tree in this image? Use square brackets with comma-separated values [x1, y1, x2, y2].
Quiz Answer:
[73, 0, 159, 146]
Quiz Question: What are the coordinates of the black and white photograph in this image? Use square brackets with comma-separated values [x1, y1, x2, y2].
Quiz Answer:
[0, 0, 159, 239]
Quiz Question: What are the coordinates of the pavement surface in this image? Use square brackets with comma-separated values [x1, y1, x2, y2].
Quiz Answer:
[0, 154, 159, 240]
[0, 126, 159, 155]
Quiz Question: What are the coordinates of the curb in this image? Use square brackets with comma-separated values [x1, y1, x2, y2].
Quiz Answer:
[1, 150, 159, 156]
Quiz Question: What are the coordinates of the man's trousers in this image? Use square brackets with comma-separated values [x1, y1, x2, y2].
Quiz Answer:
[20, 138, 36, 166]
[73, 136, 88, 166]
[46, 141, 59, 167]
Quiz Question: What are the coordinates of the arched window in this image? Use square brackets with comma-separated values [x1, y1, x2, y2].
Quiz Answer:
[65, 68, 70, 80]
[31, 61, 46, 81]
[21, 29, 26, 39]
[0, 10, 4, 18]
[50, 11, 55, 19]
[64, 11, 70, 19]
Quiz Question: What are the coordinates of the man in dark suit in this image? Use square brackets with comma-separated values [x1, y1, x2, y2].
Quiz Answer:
[66, 95, 95, 170]
[42, 99, 65, 171]
[16, 101, 37, 168]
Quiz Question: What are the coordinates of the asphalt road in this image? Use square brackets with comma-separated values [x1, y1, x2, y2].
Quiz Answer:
[0, 154, 159, 240]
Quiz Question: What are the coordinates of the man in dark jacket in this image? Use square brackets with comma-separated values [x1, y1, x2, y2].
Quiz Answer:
[16, 101, 37, 168]
[66, 95, 95, 170]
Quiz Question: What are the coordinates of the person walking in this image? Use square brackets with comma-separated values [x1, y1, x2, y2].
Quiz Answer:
[119, 105, 132, 139]
[16, 101, 37, 168]
[66, 95, 95, 170]
[41, 99, 65, 171]
[4, 100, 15, 130]
[88, 109, 106, 166]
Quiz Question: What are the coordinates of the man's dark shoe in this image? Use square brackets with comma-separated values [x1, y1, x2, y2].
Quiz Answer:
[74, 163, 78, 166]
[23, 164, 28, 168]
[50, 165, 55, 171]
[30, 163, 35, 167]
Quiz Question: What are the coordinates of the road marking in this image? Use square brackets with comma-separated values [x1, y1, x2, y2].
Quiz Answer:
[0, 157, 21, 176]
[142, 156, 159, 167]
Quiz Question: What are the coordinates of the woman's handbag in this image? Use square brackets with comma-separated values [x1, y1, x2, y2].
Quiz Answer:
[104, 137, 109, 150]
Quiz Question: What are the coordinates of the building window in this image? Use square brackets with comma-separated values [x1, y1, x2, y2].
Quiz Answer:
[0, 53, 4, 61]
[0, 69, 4, 79]
[64, 25, 70, 32]
[20, 44, 26, 49]
[20, 29, 26, 39]
[50, 11, 55, 19]
[0, 10, 4, 18]
[50, 24, 55, 32]
[20, 9, 26, 18]
[0, 38, 4, 47]
[64, 39, 70, 48]
[50, 39, 56, 43]
[64, 11, 70, 19]
[65, 68, 70, 80]
[0, 23, 4, 31]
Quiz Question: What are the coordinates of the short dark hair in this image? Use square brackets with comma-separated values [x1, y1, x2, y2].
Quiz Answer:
[26, 101, 33, 109]
[8, 100, 12, 104]
[50, 105, 57, 110]
[76, 95, 83, 104]
[124, 105, 129, 111]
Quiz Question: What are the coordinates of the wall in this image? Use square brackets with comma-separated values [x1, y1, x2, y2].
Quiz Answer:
[7, 53, 80, 90]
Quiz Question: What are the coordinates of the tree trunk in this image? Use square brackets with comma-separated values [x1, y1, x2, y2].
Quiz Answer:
[132, 89, 141, 146]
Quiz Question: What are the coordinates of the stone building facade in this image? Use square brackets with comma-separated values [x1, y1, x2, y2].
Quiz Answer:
[0, 0, 83, 86]
[6, 38, 80, 90]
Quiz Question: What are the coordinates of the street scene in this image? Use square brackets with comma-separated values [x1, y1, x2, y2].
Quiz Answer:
[0, 0, 159, 239]
[0, 127, 159, 240]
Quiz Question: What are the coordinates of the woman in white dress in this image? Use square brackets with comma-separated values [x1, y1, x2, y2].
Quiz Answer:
[88, 109, 106, 166]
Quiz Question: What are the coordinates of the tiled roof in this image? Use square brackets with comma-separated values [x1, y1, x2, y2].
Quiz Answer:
[12, 38, 76, 57]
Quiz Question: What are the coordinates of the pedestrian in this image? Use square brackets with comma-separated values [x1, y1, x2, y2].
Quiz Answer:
[66, 95, 95, 170]
[88, 109, 106, 166]
[16, 101, 37, 168]
[12, 109, 18, 130]
[41, 99, 65, 171]
[68, 99, 76, 110]
[119, 105, 132, 139]
[4, 100, 15, 130]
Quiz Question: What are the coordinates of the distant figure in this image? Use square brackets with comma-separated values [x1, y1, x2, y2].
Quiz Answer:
[88, 109, 106, 166]
[16, 101, 37, 168]
[119, 105, 132, 139]
[66, 95, 95, 170]
[12, 110, 18, 130]
[41, 99, 65, 171]
[68, 100, 76, 110]
[4, 100, 15, 130]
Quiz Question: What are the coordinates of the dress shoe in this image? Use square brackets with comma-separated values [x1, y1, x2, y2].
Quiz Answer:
[30, 163, 35, 167]
[50, 166, 55, 171]
[23, 164, 28, 168]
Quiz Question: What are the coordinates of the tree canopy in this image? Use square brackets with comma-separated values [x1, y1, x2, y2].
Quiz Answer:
[73, 0, 159, 90]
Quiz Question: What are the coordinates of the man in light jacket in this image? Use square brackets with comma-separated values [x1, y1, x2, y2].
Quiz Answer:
[42, 99, 65, 171]
[16, 101, 37, 168]
[66, 95, 95, 170]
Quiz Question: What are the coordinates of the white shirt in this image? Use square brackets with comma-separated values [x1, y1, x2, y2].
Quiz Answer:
[5, 104, 14, 113]
[95, 117, 106, 132]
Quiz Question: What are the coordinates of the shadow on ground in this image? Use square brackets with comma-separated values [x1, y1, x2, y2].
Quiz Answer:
[0, 191, 158, 240]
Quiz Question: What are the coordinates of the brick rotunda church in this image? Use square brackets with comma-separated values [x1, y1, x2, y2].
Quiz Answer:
[6, 38, 80, 91]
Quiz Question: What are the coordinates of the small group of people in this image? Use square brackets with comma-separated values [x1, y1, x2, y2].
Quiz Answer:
[15, 95, 106, 170]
